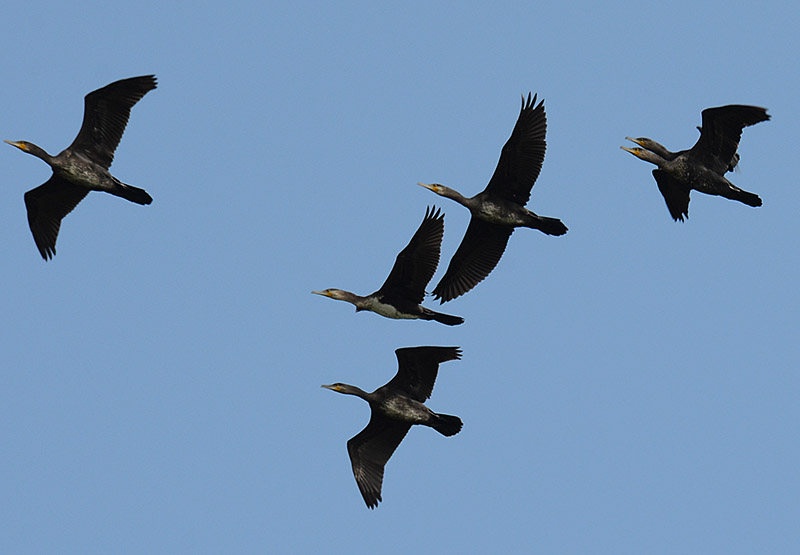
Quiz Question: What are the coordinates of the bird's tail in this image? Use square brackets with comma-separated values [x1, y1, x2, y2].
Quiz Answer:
[727, 187, 762, 208]
[431, 413, 463, 437]
[113, 182, 153, 205]
[527, 214, 568, 236]
[423, 308, 464, 326]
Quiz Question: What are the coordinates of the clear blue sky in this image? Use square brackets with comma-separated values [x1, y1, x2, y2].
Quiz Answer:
[2, 2, 798, 553]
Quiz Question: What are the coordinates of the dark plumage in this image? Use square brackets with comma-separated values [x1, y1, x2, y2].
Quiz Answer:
[622, 104, 769, 221]
[6, 75, 157, 259]
[322, 346, 462, 509]
[697, 126, 740, 172]
[419, 93, 567, 303]
[312, 206, 463, 325]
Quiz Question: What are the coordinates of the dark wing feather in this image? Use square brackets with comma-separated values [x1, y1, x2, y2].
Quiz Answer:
[24, 176, 89, 260]
[432, 218, 513, 302]
[483, 93, 547, 205]
[697, 125, 739, 172]
[653, 169, 690, 222]
[346, 415, 411, 509]
[67, 75, 157, 169]
[690, 105, 769, 175]
[376, 206, 444, 305]
[386, 346, 462, 402]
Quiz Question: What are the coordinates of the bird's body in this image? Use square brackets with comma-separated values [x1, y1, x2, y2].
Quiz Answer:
[322, 346, 462, 508]
[350, 295, 441, 321]
[313, 206, 463, 325]
[62, 152, 147, 199]
[622, 104, 769, 221]
[380, 395, 440, 423]
[6, 75, 157, 259]
[441, 188, 554, 228]
[419, 93, 567, 303]
[658, 155, 755, 201]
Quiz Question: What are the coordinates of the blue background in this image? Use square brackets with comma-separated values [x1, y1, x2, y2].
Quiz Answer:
[2, 2, 797, 553]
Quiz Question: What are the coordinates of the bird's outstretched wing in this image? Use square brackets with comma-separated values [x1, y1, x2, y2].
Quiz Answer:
[386, 346, 462, 402]
[377, 206, 444, 305]
[67, 75, 157, 169]
[653, 169, 690, 222]
[24, 176, 89, 259]
[346, 415, 411, 509]
[483, 92, 547, 205]
[433, 218, 513, 302]
[691, 105, 769, 175]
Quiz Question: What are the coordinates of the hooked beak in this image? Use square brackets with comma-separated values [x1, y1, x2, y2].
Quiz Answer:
[4, 140, 27, 151]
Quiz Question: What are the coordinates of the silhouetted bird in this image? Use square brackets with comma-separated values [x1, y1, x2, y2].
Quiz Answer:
[6, 75, 157, 259]
[419, 93, 567, 302]
[622, 104, 769, 221]
[322, 346, 462, 508]
[313, 206, 463, 325]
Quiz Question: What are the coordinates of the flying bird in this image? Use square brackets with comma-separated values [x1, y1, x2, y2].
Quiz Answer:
[312, 206, 463, 325]
[622, 104, 769, 221]
[6, 75, 157, 259]
[419, 93, 567, 303]
[322, 346, 462, 509]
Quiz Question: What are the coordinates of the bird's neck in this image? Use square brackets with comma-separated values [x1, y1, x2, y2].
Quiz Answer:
[638, 149, 668, 167]
[648, 142, 674, 160]
[341, 384, 372, 401]
[443, 187, 472, 207]
[337, 290, 371, 310]
[24, 142, 55, 164]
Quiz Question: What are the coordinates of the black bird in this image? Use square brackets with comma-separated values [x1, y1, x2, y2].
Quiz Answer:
[419, 93, 567, 303]
[322, 346, 462, 509]
[312, 206, 463, 325]
[633, 128, 739, 172]
[622, 104, 769, 221]
[6, 75, 157, 259]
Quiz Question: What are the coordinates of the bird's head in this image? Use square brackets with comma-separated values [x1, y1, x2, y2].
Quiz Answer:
[620, 143, 664, 166]
[418, 182, 443, 193]
[418, 182, 467, 204]
[312, 288, 347, 301]
[4, 139, 34, 153]
[626, 136, 671, 154]
[624, 137, 651, 149]
[321, 383, 347, 393]
[4, 139, 51, 161]
[312, 288, 363, 311]
[417, 182, 449, 196]
[321, 383, 369, 398]
[620, 145, 644, 156]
